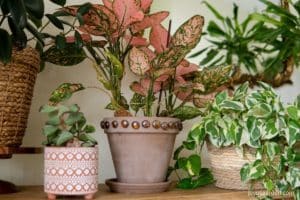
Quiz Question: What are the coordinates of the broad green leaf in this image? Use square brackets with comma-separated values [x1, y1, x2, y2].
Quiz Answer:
[0, 29, 12, 64]
[287, 106, 299, 121]
[74, 30, 83, 48]
[42, 125, 58, 137]
[65, 112, 84, 126]
[265, 142, 280, 160]
[183, 141, 196, 151]
[186, 154, 201, 176]
[84, 125, 96, 133]
[105, 51, 124, 79]
[171, 106, 202, 121]
[286, 167, 300, 189]
[240, 163, 250, 182]
[286, 120, 300, 146]
[26, 22, 44, 45]
[176, 168, 214, 189]
[39, 105, 58, 113]
[219, 100, 245, 111]
[44, 43, 86, 66]
[263, 179, 274, 192]
[173, 145, 184, 160]
[249, 103, 272, 118]
[188, 125, 206, 144]
[130, 93, 145, 114]
[248, 160, 266, 179]
[8, 0, 27, 29]
[24, 0, 44, 19]
[77, 3, 92, 15]
[56, 131, 73, 146]
[55, 35, 66, 49]
[46, 14, 64, 30]
[79, 133, 97, 144]
[215, 91, 227, 105]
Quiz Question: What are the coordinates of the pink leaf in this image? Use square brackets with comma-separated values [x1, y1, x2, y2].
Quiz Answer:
[124, 35, 148, 46]
[176, 62, 199, 76]
[140, 0, 153, 12]
[174, 82, 193, 101]
[112, 0, 144, 28]
[150, 24, 168, 53]
[130, 81, 147, 96]
[128, 47, 151, 76]
[66, 34, 92, 43]
[139, 47, 156, 61]
[141, 78, 162, 93]
[131, 11, 169, 34]
[103, 0, 113, 10]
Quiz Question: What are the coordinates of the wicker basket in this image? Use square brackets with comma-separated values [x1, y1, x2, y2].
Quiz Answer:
[0, 47, 40, 147]
[206, 142, 262, 190]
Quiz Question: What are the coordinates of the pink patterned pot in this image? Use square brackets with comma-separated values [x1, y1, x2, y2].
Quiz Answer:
[44, 147, 98, 200]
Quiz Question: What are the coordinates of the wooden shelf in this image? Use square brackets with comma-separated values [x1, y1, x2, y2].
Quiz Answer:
[0, 184, 251, 200]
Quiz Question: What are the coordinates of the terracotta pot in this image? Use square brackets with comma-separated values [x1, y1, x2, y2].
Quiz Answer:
[44, 147, 98, 200]
[101, 117, 181, 184]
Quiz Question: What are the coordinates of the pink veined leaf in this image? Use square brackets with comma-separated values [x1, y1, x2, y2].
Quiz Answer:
[128, 47, 151, 76]
[174, 82, 193, 101]
[140, 0, 153, 12]
[141, 78, 162, 93]
[78, 25, 105, 36]
[66, 34, 92, 43]
[139, 47, 156, 61]
[176, 62, 199, 76]
[124, 35, 148, 46]
[112, 0, 144, 28]
[171, 15, 205, 48]
[150, 24, 169, 53]
[130, 81, 147, 96]
[102, 0, 113, 10]
[131, 11, 169, 34]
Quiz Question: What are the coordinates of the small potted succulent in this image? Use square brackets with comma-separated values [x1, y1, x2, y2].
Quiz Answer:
[42, 0, 232, 194]
[40, 84, 98, 200]
[175, 82, 299, 198]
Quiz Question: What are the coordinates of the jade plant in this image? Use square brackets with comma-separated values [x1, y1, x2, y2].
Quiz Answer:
[40, 83, 97, 147]
[40, 0, 233, 119]
[173, 82, 300, 198]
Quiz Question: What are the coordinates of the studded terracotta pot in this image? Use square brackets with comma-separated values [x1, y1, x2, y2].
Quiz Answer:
[101, 117, 181, 185]
[44, 147, 98, 200]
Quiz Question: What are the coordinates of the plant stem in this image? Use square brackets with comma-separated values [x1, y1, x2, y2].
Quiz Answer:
[0, 16, 6, 26]
[145, 77, 155, 116]
[156, 82, 164, 116]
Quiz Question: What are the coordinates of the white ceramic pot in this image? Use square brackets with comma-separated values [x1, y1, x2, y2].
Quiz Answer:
[44, 147, 98, 200]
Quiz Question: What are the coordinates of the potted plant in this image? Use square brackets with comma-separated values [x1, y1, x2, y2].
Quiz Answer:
[0, 0, 44, 150]
[39, 0, 229, 193]
[174, 82, 299, 194]
[40, 83, 98, 200]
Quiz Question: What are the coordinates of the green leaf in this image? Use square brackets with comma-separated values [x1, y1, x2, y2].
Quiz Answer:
[265, 142, 280, 160]
[84, 125, 96, 133]
[55, 35, 66, 49]
[173, 145, 184, 160]
[251, 13, 282, 26]
[77, 3, 92, 15]
[187, 154, 201, 176]
[171, 106, 202, 121]
[39, 105, 58, 113]
[263, 179, 274, 192]
[50, 0, 66, 6]
[240, 163, 250, 182]
[8, 16, 27, 48]
[233, 82, 249, 101]
[183, 141, 196, 150]
[44, 43, 86, 66]
[105, 51, 124, 79]
[65, 112, 84, 125]
[42, 125, 58, 137]
[74, 31, 83, 48]
[287, 106, 299, 121]
[248, 160, 266, 179]
[176, 168, 214, 189]
[130, 93, 145, 114]
[24, 0, 44, 19]
[46, 14, 64, 30]
[207, 21, 226, 37]
[249, 103, 272, 118]
[79, 133, 97, 144]
[8, 0, 27, 29]
[200, 49, 218, 65]
[215, 91, 227, 105]
[203, 1, 224, 21]
[219, 100, 245, 111]
[56, 131, 73, 146]
[0, 29, 12, 64]
[26, 22, 44, 45]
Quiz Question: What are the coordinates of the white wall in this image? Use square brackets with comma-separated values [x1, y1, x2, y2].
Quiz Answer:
[0, 0, 299, 185]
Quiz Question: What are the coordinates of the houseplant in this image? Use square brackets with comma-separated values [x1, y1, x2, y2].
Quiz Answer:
[40, 83, 98, 200]
[0, 0, 44, 150]
[40, 0, 227, 193]
[173, 82, 298, 194]
[190, 0, 298, 88]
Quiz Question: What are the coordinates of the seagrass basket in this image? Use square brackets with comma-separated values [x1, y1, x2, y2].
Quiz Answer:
[0, 47, 40, 147]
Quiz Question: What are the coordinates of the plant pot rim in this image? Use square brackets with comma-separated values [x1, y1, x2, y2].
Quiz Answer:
[44, 146, 97, 149]
[101, 117, 182, 134]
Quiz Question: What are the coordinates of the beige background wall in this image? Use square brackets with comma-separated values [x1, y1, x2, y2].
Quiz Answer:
[0, 0, 299, 185]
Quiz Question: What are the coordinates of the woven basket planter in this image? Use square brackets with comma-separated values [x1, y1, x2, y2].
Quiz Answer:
[206, 142, 261, 190]
[0, 47, 40, 147]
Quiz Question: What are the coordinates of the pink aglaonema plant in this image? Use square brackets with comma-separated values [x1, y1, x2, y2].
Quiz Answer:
[43, 0, 230, 120]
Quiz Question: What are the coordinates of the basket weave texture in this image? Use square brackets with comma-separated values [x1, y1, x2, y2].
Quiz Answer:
[0, 47, 40, 147]
[207, 142, 261, 190]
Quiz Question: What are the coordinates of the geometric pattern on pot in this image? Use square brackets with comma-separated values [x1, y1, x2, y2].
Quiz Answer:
[44, 147, 98, 195]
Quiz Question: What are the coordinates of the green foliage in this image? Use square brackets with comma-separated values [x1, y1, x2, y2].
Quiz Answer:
[0, 0, 44, 63]
[174, 81, 300, 198]
[40, 103, 97, 147]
